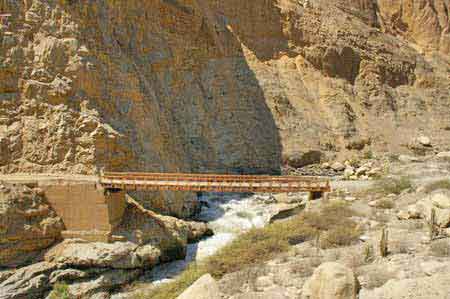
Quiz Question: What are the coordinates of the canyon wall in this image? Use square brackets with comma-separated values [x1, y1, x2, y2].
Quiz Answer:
[0, 0, 449, 213]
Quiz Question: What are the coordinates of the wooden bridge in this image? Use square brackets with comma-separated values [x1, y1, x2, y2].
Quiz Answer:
[100, 172, 331, 194]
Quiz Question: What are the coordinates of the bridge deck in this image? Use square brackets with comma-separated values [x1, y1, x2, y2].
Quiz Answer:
[100, 172, 331, 193]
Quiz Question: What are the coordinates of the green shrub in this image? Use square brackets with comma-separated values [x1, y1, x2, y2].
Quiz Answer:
[49, 283, 71, 299]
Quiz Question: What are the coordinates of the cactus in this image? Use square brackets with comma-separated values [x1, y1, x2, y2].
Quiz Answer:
[363, 244, 375, 263]
[429, 208, 438, 241]
[380, 228, 389, 257]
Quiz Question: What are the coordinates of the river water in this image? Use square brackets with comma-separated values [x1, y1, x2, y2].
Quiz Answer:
[148, 192, 277, 283]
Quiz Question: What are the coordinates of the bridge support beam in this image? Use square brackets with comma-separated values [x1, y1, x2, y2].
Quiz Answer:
[308, 191, 326, 201]
[43, 183, 126, 242]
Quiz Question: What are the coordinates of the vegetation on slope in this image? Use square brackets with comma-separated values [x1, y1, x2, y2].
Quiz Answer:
[136, 201, 361, 299]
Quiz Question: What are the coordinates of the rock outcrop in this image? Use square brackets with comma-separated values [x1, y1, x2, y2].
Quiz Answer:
[0, 184, 63, 267]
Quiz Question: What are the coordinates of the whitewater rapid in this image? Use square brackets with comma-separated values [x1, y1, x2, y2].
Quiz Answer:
[149, 192, 278, 283]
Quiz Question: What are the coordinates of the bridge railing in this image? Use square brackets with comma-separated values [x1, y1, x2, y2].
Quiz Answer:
[100, 172, 331, 193]
[102, 172, 326, 182]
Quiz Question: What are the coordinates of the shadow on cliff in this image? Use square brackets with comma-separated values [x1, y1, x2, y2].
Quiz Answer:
[65, 0, 288, 176]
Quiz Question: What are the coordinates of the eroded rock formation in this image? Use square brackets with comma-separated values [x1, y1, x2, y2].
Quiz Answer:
[0, 184, 63, 267]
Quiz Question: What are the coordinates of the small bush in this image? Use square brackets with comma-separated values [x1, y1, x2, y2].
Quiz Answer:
[363, 150, 374, 160]
[424, 180, 450, 193]
[374, 199, 395, 209]
[319, 226, 362, 249]
[373, 176, 413, 195]
[430, 240, 450, 257]
[49, 283, 72, 299]
[388, 154, 400, 162]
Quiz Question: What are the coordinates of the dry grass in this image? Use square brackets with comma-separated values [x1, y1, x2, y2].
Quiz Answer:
[374, 199, 395, 209]
[423, 179, 450, 193]
[372, 176, 413, 195]
[430, 240, 450, 257]
[319, 225, 362, 249]
[141, 201, 362, 299]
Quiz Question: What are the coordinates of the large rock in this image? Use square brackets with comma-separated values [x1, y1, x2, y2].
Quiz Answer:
[413, 190, 450, 228]
[66, 269, 142, 299]
[436, 152, 450, 159]
[176, 274, 222, 299]
[417, 136, 431, 147]
[302, 262, 360, 299]
[45, 197, 212, 271]
[331, 162, 346, 172]
[269, 203, 306, 223]
[0, 185, 64, 267]
[45, 240, 154, 269]
[283, 151, 323, 168]
[0, 262, 56, 299]
[112, 196, 211, 262]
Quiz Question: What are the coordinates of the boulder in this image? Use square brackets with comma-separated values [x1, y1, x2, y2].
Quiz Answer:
[417, 136, 431, 146]
[176, 274, 222, 299]
[321, 163, 331, 169]
[331, 162, 346, 171]
[356, 166, 369, 176]
[413, 190, 450, 227]
[436, 152, 450, 159]
[302, 262, 360, 299]
[344, 167, 355, 179]
[67, 270, 141, 298]
[269, 203, 305, 223]
[284, 151, 323, 168]
[0, 262, 57, 299]
[45, 239, 160, 269]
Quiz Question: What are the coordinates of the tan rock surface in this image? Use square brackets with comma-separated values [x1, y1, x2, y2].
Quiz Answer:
[359, 273, 450, 299]
[0, 184, 63, 267]
[176, 274, 222, 299]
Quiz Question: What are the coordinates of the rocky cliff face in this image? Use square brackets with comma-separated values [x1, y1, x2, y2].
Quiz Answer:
[0, 184, 63, 267]
[0, 0, 449, 181]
